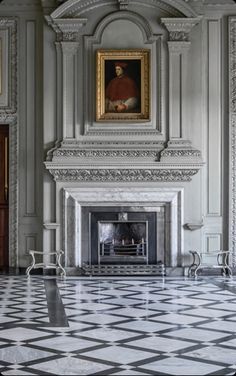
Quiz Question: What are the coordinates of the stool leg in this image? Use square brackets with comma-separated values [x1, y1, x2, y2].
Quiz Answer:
[56, 252, 66, 277]
[26, 252, 36, 277]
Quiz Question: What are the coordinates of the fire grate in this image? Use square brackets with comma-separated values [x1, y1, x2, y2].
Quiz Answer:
[82, 263, 166, 276]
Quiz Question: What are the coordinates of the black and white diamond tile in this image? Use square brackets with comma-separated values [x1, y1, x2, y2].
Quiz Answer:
[0, 276, 236, 375]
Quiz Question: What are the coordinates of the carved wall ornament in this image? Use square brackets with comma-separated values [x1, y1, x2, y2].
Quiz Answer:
[169, 31, 189, 41]
[49, 168, 199, 182]
[118, 0, 129, 10]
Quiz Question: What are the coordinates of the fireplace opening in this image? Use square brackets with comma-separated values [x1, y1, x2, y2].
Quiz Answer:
[98, 221, 148, 264]
[90, 210, 157, 265]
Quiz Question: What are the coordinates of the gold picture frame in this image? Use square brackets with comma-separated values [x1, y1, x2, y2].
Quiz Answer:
[96, 49, 150, 122]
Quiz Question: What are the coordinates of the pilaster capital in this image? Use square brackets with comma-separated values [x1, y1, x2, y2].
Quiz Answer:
[161, 17, 201, 42]
[45, 16, 87, 41]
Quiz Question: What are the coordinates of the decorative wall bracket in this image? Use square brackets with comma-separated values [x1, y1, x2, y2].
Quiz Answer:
[184, 222, 204, 231]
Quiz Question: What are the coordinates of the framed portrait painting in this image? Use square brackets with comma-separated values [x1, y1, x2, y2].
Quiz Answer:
[96, 49, 150, 122]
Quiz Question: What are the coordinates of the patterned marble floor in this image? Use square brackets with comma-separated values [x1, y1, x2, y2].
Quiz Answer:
[0, 276, 236, 375]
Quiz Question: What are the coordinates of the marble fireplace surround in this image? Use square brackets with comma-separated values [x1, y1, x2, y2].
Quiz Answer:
[63, 187, 184, 271]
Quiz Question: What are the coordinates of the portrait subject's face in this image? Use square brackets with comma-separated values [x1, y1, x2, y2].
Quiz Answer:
[115, 66, 124, 77]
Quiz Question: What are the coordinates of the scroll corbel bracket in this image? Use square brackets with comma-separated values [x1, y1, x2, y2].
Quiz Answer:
[184, 221, 204, 231]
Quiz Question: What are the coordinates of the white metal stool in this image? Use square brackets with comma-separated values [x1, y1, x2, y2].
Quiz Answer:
[26, 250, 66, 277]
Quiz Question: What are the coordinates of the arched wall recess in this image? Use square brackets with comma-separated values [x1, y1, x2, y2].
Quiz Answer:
[83, 10, 163, 134]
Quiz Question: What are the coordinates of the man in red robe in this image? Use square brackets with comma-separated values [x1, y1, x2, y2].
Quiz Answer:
[105, 62, 139, 113]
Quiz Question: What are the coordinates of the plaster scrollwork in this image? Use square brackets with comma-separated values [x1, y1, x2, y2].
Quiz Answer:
[49, 168, 199, 182]
[169, 31, 189, 41]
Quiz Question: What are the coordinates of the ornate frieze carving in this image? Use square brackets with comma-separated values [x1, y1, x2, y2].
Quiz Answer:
[53, 149, 159, 158]
[49, 168, 199, 182]
[160, 149, 201, 158]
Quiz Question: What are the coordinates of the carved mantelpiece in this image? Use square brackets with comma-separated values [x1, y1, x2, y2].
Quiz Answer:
[45, 138, 203, 182]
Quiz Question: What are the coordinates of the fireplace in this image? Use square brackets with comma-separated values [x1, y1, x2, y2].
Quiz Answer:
[63, 187, 183, 274]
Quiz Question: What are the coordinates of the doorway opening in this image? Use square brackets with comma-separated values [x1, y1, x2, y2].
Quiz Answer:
[0, 125, 9, 268]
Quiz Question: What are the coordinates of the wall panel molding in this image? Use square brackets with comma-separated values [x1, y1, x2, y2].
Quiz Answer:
[229, 16, 236, 264]
[0, 18, 17, 113]
[25, 20, 37, 216]
[207, 19, 221, 216]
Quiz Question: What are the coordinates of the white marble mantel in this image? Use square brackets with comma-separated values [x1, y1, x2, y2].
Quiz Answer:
[63, 187, 184, 270]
